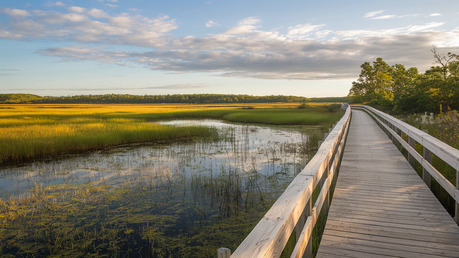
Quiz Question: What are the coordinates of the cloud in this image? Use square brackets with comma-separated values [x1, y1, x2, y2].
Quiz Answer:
[364, 10, 418, 20]
[429, 13, 442, 17]
[286, 24, 325, 39]
[205, 20, 218, 28]
[0, 68, 20, 76]
[39, 45, 130, 65]
[68, 6, 86, 13]
[0, 8, 178, 47]
[364, 10, 385, 18]
[2, 8, 30, 17]
[335, 22, 444, 39]
[1, 7, 457, 81]
[372, 15, 396, 20]
[47, 1, 65, 7]
[225, 17, 261, 34]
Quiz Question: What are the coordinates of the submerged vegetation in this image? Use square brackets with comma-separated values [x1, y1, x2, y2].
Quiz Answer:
[0, 179, 276, 257]
[0, 103, 343, 165]
[0, 102, 344, 257]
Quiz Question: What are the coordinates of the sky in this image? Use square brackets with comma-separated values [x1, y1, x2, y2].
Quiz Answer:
[1, 0, 458, 97]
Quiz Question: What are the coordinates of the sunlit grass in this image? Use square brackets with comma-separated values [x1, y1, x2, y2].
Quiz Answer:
[0, 103, 343, 164]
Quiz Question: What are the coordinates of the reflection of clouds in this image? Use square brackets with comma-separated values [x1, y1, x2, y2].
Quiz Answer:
[1, 120, 311, 199]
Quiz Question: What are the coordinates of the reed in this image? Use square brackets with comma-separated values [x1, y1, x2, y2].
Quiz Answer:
[0, 103, 343, 165]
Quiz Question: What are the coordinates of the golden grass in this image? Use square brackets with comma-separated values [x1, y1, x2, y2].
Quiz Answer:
[0, 103, 342, 164]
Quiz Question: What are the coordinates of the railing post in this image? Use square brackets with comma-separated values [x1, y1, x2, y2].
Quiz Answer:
[218, 247, 231, 258]
[455, 170, 459, 225]
[407, 136, 416, 165]
[304, 200, 313, 257]
[324, 161, 330, 212]
[295, 200, 307, 241]
[422, 147, 432, 189]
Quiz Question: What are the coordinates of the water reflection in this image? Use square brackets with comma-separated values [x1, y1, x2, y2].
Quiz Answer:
[0, 120, 319, 256]
[1, 120, 311, 200]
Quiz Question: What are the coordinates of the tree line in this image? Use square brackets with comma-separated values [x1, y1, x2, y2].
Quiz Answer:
[0, 94, 323, 104]
[349, 48, 458, 114]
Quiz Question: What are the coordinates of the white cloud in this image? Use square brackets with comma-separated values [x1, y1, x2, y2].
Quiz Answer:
[335, 22, 444, 39]
[87, 8, 108, 18]
[68, 6, 86, 13]
[225, 17, 261, 34]
[429, 13, 442, 17]
[205, 20, 218, 28]
[372, 15, 396, 20]
[364, 10, 385, 18]
[287, 24, 325, 39]
[364, 10, 418, 20]
[0, 8, 177, 46]
[1, 8, 457, 81]
[46, 2, 65, 7]
[2, 8, 30, 17]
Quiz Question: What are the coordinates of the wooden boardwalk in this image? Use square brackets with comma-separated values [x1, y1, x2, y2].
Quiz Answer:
[316, 110, 459, 257]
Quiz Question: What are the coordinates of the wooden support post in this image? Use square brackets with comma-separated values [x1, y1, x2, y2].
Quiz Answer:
[322, 160, 330, 213]
[407, 136, 416, 165]
[304, 200, 313, 258]
[295, 199, 309, 242]
[455, 170, 459, 225]
[218, 247, 231, 258]
[422, 147, 432, 189]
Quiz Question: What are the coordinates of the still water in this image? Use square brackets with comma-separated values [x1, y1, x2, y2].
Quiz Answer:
[0, 120, 317, 256]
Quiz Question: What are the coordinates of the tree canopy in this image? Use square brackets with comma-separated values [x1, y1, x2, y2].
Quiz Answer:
[349, 49, 459, 114]
[0, 94, 315, 104]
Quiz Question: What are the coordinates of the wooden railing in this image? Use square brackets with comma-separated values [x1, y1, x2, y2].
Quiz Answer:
[353, 105, 459, 224]
[220, 106, 351, 258]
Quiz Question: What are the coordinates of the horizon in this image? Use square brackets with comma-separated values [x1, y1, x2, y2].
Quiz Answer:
[1, 0, 459, 97]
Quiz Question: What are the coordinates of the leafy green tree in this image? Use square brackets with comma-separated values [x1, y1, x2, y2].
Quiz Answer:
[349, 57, 394, 109]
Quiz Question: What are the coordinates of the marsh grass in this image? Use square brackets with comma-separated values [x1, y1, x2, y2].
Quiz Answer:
[0, 173, 279, 257]
[0, 103, 343, 165]
[0, 103, 345, 256]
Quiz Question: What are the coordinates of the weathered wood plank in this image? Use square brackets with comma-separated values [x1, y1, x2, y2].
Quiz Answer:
[316, 110, 459, 257]
[324, 220, 459, 241]
[318, 235, 449, 258]
[231, 106, 352, 258]
[324, 222, 459, 246]
[319, 233, 459, 257]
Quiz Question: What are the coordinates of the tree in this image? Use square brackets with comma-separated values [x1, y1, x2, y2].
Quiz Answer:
[349, 57, 394, 109]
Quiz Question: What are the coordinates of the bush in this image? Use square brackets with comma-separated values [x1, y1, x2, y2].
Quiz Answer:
[298, 103, 307, 109]
[327, 104, 341, 112]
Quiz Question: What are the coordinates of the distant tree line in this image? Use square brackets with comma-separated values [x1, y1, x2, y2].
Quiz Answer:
[349, 48, 459, 114]
[0, 94, 334, 104]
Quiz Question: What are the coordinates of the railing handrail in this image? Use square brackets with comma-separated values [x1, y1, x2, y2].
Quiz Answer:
[353, 105, 459, 223]
[355, 105, 459, 170]
[230, 106, 351, 258]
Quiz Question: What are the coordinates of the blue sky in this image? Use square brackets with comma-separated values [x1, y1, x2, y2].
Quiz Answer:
[1, 0, 458, 97]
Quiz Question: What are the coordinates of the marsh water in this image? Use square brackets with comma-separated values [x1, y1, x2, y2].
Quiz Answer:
[0, 120, 318, 256]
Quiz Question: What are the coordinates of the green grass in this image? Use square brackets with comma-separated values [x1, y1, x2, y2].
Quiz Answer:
[0, 104, 344, 165]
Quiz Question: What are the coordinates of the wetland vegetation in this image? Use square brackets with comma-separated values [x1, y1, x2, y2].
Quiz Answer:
[0, 103, 344, 257]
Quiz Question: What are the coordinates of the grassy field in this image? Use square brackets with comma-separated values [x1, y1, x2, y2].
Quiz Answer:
[0, 103, 344, 165]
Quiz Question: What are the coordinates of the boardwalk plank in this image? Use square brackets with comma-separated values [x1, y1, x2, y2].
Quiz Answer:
[316, 110, 459, 257]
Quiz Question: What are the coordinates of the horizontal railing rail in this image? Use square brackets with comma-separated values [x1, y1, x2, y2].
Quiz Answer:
[353, 105, 459, 224]
[221, 105, 351, 258]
